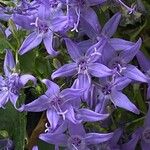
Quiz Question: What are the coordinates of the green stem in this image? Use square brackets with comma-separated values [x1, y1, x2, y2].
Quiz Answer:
[125, 116, 145, 127]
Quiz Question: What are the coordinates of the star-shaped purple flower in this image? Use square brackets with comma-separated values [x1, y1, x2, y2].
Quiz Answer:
[0, 50, 36, 108]
[51, 38, 112, 89]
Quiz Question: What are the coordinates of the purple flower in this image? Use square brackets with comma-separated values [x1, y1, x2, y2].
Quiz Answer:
[0, 138, 13, 150]
[13, 2, 69, 56]
[90, 128, 123, 150]
[80, 12, 121, 43]
[21, 79, 84, 127]
[79, 12, 135, 54]
[136, 51, 150, 99]
[107, 38, 147, 83]
[92, 76, 140, 114]
[0, 0, 38, 21]
[51, 38, 112, 89]
[61, 0, 106, 32]
[0, 50, 36, 108]
[121, 102, 150, 150]
[32, 145, 38, 150]
[39, 122, 113, 150]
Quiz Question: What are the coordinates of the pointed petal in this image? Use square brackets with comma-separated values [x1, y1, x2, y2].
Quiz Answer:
[60, 88, 83, 101]
[121, 128, 142, 150]
[32, 146, 38, 150]
[68, 122, 86, 136]
[77, 108, 109, 122]
[53, 122, 67, 134]
[120, 38, 142, 63]
[64, 38, 82, 61]
[4, 50, 15, 76]
[88, 63, 112, 78]
[111, 88, 140, 114]
[102, 13, 121, 38]
[19, 74, 36, 87]
[144, 102, 150, 127]
[85, 132, 113, 145]
[43, 32, 59, 56]
[51, 16, 68, 32]
[42, 79, 60, 96]
[114, 77, 131, 90]
[12, 14, 35, 30]
[80, 16, 98, 40]
[122, 65, 147, 83]
[87, 0, 106, 6]
[81, 8, 101, 38]
[46, 109, 59, 130]
[51, 63, 77, 79]
[19, 32, 42, 55]
[110, 38, 134, 51]
[77, 40, 93, 54]
[141, 141, 150, 150]
[101, 41, 116, 65]
[136, 51, 150, 72]
[76, 73, 91, 89]
[39, 133, 67, 146]
[65, 105, 77, 124]
[147, 85, 150, 99]
[109, 128, 123, 146]
[9, 92, 19, 108]
[22, 95, 49, 112]
[0, 91, 9, 108]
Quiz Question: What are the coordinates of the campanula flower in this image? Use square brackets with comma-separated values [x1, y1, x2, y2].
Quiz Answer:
[121, 102, 150, 150]
[0, 50, 36, 108]
[51, 38, 112, 89]
[39, 122, 113, 150]
[136, 51, 150, 99]
[21, 79, 84, 127]
[13, 1, 70, 56]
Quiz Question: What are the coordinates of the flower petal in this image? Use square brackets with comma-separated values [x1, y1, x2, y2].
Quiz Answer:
[81, 8, 101, 39]
[111, 88, 140, 114]
[19, 74, 36, 87]
[85, 132, 113, 145]
[110, 38, 134, 51]
[4, 50, 15, 76]
[51, 63, 77, 79]
[101, 13, 121, 38]
[46, 109, 59, 130]
[0, 91, 9, 108]
[19, 32, 42, 55]
[43, 32, 59, 56]
[77, 108, 109, 122]
[12, 14, 35, 30]
[88, 63, 112, 78]
[122, 65, 147, 83]
[136, 51, 150, 72]
[39, 133, 67, 146]
[87, 0, 106, 6]
[120, 38, 142, 63]
[9, 92, 19, 108]
[68, 122, 86, 136]
[42, 79, 60, 96]
[64, 38, 83, 61]
[21, 95, 49, 112]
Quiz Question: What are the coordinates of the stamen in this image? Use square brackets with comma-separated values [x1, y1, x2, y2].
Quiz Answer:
[30, 17, 39, 27]
[116, 0, 135, 14]
[90, 47, 102, 57]
[71, 7, 80, 32]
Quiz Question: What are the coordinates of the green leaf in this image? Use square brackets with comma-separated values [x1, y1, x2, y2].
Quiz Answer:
[0, 94, 26, 150]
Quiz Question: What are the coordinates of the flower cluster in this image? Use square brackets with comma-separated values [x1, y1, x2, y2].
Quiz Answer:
[0, 0, 150, 150]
